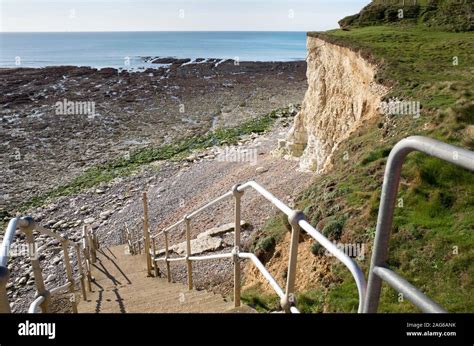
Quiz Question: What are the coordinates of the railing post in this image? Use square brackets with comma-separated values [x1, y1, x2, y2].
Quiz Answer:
[92, 228, 99, 250]
[62, 241, 78, 313]
[75, 244, 87, 300]
[82, 226, 93, 292]
[125, 225, 133, 255]
[0, 266, 10, 313]
[0, 218, 22, 313]
[164, 231, 172, 282]
[184, 216, 193, 290]
[152, 237, 159, 277]
[232, 184, 244, 308]
[22, 223, 50, 313]
[282, 210, 304, 313]
[84, 249, 92, 292]
[143, 192, 152, 276]
[86, 226, 96, 264]
[137, 235, 141, 254]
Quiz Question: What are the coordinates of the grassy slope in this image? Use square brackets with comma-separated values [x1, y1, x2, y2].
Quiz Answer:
[243, 25, 473, 312]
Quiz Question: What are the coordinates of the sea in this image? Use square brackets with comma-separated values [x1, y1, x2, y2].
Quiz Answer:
[0, 31, 307, 69]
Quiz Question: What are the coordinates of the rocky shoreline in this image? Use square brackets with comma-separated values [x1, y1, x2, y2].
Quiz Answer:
[1, 58, 308, 312]
[1, 58, 306, 214]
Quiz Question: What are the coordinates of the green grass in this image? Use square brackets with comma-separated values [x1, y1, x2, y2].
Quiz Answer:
[322, 216, 347, 241]
[247, 24, 473, 312]
[296, 289, 325, 313]
[318, 26, 474, 105]
[361, 147, 391, 165]
[250, 212, 291, 253]
[306, 25, 474, 312]
[341, 1, 473, 32]
[16, 107, 292, 213]
[241, 284, 280, 312]
[255, 236, 276, 252]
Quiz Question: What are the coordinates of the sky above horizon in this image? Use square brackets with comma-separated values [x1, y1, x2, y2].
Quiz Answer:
[0, 0, 370, 32]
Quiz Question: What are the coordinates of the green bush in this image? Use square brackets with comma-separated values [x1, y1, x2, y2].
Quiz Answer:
[361, 147, 391, 165]
[256, 236, 275, 252]
[310, 242, 326, 256]
[322, 217, 346, 240]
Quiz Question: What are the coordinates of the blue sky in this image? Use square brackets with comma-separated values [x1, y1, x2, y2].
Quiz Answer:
[0, 0, 370, 32]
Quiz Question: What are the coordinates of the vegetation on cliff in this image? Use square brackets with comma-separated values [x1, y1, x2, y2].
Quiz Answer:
[339, 0, 473, 32]
[244, 9, 473, 312]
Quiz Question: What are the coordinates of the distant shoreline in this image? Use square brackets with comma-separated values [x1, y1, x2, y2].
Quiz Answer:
[0, 59, 307, 213]
[0, 57, 306, 70]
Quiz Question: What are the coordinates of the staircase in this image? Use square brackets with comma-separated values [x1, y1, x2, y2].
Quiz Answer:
[1, 136, 473, 314]
[78, 245, 253, 313]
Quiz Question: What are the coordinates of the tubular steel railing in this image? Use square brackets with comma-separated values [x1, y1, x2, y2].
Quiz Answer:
[149, 182, 367, 313]
[3, 136, 471, 314]
[364, 136, 474, 313]
[147, 136, 473, 314]
[0, 217, 98, 313]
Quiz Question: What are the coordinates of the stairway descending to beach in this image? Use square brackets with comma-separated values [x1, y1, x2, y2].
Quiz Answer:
[5, 136, 472, 314]
[78, 245, 252, 313]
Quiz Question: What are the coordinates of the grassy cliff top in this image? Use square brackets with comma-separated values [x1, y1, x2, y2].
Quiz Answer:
[338, 0, 473, 32]
[313, 26, 473, 113]
[245, 19, 473, 312]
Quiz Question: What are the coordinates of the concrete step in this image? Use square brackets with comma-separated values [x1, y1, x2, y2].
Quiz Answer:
[129, 292, 231, 312]
[78, 245, 253, 313]
[131, 297, 234, 313]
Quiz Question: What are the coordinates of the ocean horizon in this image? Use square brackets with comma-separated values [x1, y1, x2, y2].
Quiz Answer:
[0, 31, 308, 69]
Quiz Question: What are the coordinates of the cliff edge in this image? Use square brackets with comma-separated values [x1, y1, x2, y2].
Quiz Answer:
[284, 35, 388, 172]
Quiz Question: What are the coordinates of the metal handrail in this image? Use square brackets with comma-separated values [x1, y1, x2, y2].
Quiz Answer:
[153, 250, 287, 300]
[151, 181, 367, 313]
[28, 295, 45, 313]
[364, 136, 474, 313]
[151, 136, 472, 313]
[50, 281, 73, 296]
[0, 218, 29, 267]
[7, 135, 466, 314]
[239, 252, 286, 300]
[1, 218, 96, 313]
[152, 191, 234, 239]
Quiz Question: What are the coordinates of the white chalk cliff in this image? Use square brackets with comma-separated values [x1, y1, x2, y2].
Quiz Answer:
[285, 35, 389, 172]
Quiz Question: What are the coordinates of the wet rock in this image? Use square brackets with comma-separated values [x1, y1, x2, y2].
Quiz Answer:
[197, 221, 247, 239]
[173, 237, 222, 256]
[84, 217, 95, 224]
[100, 210, 113, 220]
[52, 220, 66, 229]
[151, 57, 191, 65]
[186, 154, 197, 162]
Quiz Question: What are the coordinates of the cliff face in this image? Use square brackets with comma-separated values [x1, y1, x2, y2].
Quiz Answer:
[285, 36, 388, 172]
